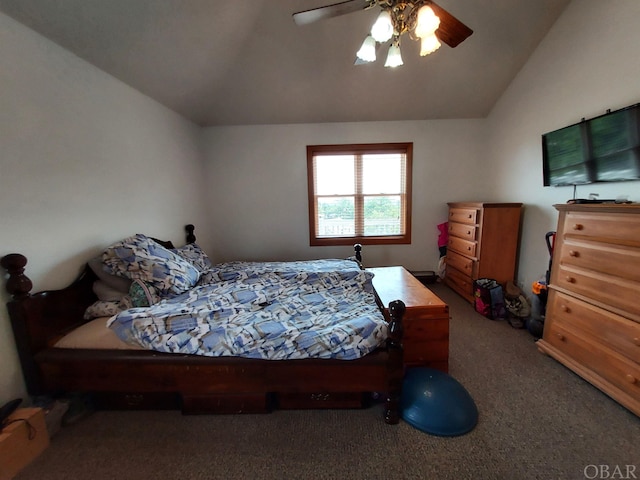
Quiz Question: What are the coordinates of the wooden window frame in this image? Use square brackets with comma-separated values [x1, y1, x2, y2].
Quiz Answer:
[307, 142, 412, 247]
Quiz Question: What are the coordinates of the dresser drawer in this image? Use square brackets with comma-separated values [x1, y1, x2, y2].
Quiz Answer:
[544, 321, 640, 400]
[449, 208, 478, 225]
[548, 290, 640, 363]
[446, 250, 475, 276]
[554, 265, 640, 318]
[444, 265, 474, 299]
[557, 239, 640, 282]
[563, 211, 640, 245]
[278, 392, 365, 409]
[448, 222, 477, 241]
[92, 392, 180, 410]
[448, 236, 477, 257]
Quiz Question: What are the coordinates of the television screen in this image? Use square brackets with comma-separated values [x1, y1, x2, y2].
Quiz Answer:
[542, 103, 640, 186]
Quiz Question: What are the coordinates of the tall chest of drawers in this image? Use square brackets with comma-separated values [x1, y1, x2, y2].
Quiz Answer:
[537, 204, 640, 416]
[444, 202, 523, 302]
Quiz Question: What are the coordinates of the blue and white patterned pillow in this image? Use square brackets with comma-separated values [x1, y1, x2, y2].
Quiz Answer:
[102, 234, 200, 296]
[171, 243, 213, 273]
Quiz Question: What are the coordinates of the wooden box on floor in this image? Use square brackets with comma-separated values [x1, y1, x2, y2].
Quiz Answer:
[369, 266, 450, 372]
[0, 408, 49, 480]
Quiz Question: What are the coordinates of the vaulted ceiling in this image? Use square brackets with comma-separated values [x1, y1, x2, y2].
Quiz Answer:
[0, 0, 571, 126]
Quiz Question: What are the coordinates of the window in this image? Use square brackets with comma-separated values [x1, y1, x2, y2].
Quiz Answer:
[307, 143, 412, 246]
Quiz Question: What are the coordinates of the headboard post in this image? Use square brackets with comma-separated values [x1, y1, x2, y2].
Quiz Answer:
[2, 253, 98, 395]
[185, 224, 196, 244]
[1, 253, 33, 299]
[353, 244, 362, 263]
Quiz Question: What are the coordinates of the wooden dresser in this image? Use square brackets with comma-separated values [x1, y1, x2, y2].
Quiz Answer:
[369, 266, 450, 372]
[444, 202, 523, 302]
[537, 204, 640, 416]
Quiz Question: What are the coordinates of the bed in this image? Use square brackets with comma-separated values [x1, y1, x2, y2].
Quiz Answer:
[2, 225, 410, 423]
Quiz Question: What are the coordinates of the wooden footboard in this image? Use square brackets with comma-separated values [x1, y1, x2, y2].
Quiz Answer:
[30, 300, 405, 423]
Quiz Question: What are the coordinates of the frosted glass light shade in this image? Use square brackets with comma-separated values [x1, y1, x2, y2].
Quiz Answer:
[356, 35, 377, 62]
[384, 43, 403, 67]
[420, 33, 441, 56]
[414, 5, 440, 38]
[371, 10, 394, 42]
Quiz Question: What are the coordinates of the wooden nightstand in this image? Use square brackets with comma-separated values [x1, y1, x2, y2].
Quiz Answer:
[369, 266, 450, 372]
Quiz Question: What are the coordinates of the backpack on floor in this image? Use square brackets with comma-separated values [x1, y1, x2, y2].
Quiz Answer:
[473, 278, 506, 320]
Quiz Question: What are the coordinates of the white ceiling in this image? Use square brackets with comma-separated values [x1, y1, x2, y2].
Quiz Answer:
[0, 0, 571, 126]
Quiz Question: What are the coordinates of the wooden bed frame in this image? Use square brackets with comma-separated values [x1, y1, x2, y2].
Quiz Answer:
[2, 226, 408, 423]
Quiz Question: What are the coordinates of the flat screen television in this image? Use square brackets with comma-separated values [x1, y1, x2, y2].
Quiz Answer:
[542, 103, 640, 186]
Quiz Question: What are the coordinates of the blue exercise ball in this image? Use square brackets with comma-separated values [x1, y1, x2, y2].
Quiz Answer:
[401, 367, 478, 436]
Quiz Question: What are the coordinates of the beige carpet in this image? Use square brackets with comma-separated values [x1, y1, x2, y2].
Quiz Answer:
[14, 284, 640, 480]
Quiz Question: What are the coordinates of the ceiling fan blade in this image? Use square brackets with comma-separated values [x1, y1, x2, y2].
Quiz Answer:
[429, 1, 473, 48]
[293, 0, 369, 26]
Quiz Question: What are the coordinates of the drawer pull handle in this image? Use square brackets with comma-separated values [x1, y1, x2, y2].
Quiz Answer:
[625, 374, 637, 384]
[565, 276, 575, 283]
[568, 250, 579, 257]
[125, 394, 144, 406]
[572, 224, 584, 231]
[633, 337, 640, 347]
[467, 230, 471, 235]
[560, 304, 570, 313]
[311, 393, 331, 401]
[555, 333, 565, 341]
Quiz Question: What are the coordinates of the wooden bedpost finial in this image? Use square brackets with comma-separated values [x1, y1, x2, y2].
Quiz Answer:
[185, 224, 196, 244]
[353, 243, 362, 263]
[1, 253, 33, 299]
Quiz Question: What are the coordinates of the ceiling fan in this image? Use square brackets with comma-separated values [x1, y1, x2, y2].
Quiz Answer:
[293, 0, 473, 67]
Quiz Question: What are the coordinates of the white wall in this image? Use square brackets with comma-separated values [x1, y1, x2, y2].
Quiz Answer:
[0, 13, 207, 403]
[202, 120, 487, 270]
[486, 0, 640, 294]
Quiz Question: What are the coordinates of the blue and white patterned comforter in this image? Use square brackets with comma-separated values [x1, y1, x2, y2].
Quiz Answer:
[107, 259, 388, 360]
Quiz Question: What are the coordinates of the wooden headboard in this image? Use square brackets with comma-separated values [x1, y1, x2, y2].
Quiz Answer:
[0, 224, 197, 394]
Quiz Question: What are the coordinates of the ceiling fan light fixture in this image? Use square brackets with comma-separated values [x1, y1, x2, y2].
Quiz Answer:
[356, 35, 377, 62]
[384, 40, 403, 68]
[371, 10, 394, 43]
[414, 5, 440, 38]
[420, 33, 441, 56]
[293, 0, 472, 68]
